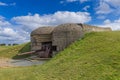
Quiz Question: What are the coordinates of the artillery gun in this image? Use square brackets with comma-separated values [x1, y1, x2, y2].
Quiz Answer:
[18, 43, 52, 58]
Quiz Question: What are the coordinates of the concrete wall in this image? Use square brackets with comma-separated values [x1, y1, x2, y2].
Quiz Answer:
[52, 24, 84, 53]
[31, 34, 52, 51]
[80, 24, 111, 32]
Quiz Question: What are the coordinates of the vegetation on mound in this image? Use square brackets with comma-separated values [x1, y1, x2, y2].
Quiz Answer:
[0, 42, 31, 59]
[0, 31, 120, 80]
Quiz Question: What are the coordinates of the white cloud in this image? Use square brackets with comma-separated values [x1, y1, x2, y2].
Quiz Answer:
[0, 16, 11, 27]
[0, 28, 17, 37]
[66, 0, 89, 3]
[96, 0, 120, 16]
[95, 1, 120, 31]
[83, 5, 90, 11]
[0, 2, 16, 6]
[104, 0, 120, 8]
[104, 19, 111, 24]
[0, 16, 29, 44]
[80, 0, 89, 3]
[0, 11, 91, 44]
[97, 15, 106, 19]
[66, 0, 77, 2]
[0, 2, 8, 6]
[104, 0, 120, 14]
[60, 1, 65, 4]
[0, 21, 10, 27]
[0, 16, 5, 20]
[12, 11, 91, 30]
[97, 18, 120, 30]
[0, 27, 30, 44]
[96, 1, 113, 14]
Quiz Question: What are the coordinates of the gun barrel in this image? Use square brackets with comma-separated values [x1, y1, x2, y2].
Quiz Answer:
[18, 51, 36, 55]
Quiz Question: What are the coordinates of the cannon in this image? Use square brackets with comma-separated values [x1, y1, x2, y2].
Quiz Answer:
[18, 44, 52, 58]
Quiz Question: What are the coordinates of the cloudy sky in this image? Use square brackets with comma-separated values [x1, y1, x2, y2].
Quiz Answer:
[0, 0, 120, 44]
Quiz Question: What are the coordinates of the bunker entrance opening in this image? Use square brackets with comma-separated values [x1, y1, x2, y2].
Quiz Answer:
[52, 46, 57, 51]
[36, 41, 52, 58]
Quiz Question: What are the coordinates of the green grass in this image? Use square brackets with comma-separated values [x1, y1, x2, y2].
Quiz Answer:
[0, 42, 31, 59]
[0, 31, 120, 80]
[0, 46, 10, 51]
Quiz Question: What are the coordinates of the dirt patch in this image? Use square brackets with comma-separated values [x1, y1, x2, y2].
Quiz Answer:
[0, 58, 13, 68]
[0, 57, 48, 68]
[10, 59, 46, 67]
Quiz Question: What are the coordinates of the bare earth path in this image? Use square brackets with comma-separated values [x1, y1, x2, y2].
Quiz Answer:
[0, 58, 13, 68]
[0, 57, 47, 68]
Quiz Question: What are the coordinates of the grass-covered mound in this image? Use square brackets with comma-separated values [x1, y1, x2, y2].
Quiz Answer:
[0, 43, 31, 59]
[0, 31, 120, 80]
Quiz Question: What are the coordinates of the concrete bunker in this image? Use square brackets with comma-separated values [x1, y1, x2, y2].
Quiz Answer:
[29, 23, 111, 58]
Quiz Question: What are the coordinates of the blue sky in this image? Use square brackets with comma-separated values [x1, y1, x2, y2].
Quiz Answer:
[0, 0, 120, 44]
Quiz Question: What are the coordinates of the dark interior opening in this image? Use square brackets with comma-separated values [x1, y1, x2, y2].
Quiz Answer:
[37, 41, 52, 58]
[77, 23, 83, 29]
[41, 41, 52, 52]
[42, 41, 52, 45]
[52, 46, 57, 51]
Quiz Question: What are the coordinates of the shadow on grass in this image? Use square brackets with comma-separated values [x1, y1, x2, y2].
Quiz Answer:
[12, 42, 31, 59]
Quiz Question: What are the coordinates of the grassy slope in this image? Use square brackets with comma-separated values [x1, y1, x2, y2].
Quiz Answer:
[0, 31, 120, 80]
[0, 46, 11, 51]
[0, 43, 31, 59]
